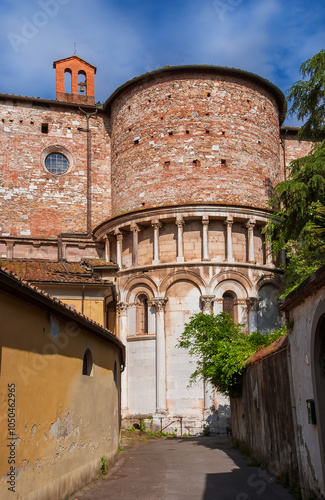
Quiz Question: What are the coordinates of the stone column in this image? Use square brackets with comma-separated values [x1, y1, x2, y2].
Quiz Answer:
[200, 295, 215, 410]
[151, 298, 168, 414]
[264, 228, 273, 266]
[130, 223, 140, 267]
[117, 302, 129, 410]
[151, 220, 162, 265]
[248, 297, 259, 334]
[104, 235, 110, 263]
[246, 219, 256, 263]
[202, 216, 209, 261]
[224, 216, 234, 263]
[115, 230, 123, 269]
[176, 217, 185, 263]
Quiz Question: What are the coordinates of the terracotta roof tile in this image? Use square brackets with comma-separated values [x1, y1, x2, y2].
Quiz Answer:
[0, 260, 104, 283]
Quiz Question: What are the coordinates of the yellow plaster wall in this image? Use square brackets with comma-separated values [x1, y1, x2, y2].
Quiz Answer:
[0, 291, 121, 500]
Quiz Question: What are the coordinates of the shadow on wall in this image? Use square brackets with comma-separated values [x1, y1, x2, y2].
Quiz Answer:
[206, 404, 231, 435]
[257, 284, 281, 333]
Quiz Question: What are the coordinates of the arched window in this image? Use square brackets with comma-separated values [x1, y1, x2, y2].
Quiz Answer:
[78, 70, 87, 94]
[136, 294, 148, 335]
[64, 69, 72, 94]
[82, 348, 93, 376]
[223, 291, 237, 321]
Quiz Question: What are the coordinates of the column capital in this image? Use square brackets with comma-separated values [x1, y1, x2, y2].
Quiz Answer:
[151, 219, 162, 229]
[224, 216, 233, 226]
[114, 229, 123, 241]
[130, 222, 140, 233]
[202, 216, 209, 227]
[200, 295, 215, 312]
[175, 218, 185, 228]
[117, 302, 128, 316]
[247, 297, 259, 311]
[245, 219, 256, 229]
[149, 298, 168, 311]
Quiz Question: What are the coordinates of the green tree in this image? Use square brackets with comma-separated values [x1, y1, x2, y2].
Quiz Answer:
[287, 49, 325, 141]
[268, 49, 325, 294]
[177, 312, 285, 397]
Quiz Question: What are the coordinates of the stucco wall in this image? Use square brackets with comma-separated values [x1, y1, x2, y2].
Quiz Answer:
[0, 290, 121, 500]
[285, 291, 325, 499]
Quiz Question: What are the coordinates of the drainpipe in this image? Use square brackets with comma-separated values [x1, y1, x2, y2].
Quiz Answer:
[79, 107, 98, 234]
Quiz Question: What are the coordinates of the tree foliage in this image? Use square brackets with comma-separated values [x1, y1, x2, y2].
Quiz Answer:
[177, 312, 285, 398]
[287, 49, 325, 141]
[268, 49, 325, 294]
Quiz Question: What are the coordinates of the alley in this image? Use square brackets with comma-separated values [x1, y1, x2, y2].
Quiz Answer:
[70, 437, 296, 500]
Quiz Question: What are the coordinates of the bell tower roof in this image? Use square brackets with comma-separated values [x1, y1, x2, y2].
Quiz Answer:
[53, 55, 96, 105]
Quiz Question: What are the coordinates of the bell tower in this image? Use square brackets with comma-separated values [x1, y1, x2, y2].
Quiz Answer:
[53, 55, 97, 105]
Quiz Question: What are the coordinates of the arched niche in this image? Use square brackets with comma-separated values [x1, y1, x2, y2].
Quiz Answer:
[257, 283, 281, 333]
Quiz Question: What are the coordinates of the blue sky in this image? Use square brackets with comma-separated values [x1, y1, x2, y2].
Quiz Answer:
[0, 0, 324, 126]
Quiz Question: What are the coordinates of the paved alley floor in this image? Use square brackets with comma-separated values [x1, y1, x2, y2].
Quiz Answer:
[70, 436, 296, 500]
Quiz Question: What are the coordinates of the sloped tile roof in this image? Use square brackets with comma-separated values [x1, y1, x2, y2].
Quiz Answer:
[0, 260, 104, 283]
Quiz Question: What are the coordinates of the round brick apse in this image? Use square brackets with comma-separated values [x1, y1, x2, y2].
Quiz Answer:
[105, 66, 286, 218]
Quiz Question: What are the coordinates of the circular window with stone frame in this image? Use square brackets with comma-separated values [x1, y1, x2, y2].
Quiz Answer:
[41, 145, 73, 175]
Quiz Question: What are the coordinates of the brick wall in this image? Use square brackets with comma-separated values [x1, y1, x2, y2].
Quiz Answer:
[0, 100, 111, 238]
[110, 71, 283, 217]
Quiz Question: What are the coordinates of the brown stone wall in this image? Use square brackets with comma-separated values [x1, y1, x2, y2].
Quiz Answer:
[110, 72, 283, 217]
[0, 100, 111, 239]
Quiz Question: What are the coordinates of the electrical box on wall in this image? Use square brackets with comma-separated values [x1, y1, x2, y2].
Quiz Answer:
[306, 399, 317, 425]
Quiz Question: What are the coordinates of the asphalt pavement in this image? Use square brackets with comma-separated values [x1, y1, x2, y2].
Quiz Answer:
[70, 436, 296, 500]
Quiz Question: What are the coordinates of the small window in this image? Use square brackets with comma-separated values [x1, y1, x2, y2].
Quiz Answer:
[41, 123, 48, 134]
[45, 153, 69, 175]
[82, 349, 93, 376]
